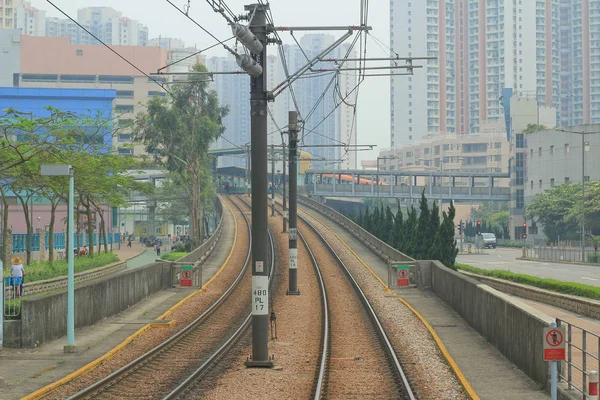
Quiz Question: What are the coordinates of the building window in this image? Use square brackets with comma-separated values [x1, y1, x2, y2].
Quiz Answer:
[99, 75, 134, 84]
[538, 147, 542, 156]
[565, 177, 570, 184]
[565, 144, 570, 153]
[539, 180, 542, 189]
[550, 178, 555, 187]
[118, 134, 133, 142]
[516, 153, 524, 167]
[116, 90, 134, 99]
[530, 180, 534, 190]
[494, 142, 502, 149]
[550, 145, 554, 155]
[516, 189, 524, 209]
[148, 91, 166, 97]
[119, 119, 134, 128]
[530, 149, 534, 158]
[516, 133, 524, 148]
[115, 104, 134, 113]
[118, 148, 133, 155]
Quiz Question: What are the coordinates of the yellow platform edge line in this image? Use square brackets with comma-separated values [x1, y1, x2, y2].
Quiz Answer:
[299, 206, 479, 400]
[21, 195, 239, 400]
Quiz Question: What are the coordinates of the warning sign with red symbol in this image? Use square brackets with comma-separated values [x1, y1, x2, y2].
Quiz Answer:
[543, 326, 566, 361]
[397, 265, 410, 287]
[181, 265, 193, 287]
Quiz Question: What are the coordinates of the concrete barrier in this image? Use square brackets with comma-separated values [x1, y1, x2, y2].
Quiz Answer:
[4, 261, 172, 348]
[427, 260, 554, 388]
[460, 270, 600, 320]
[4, 260, 127, 298]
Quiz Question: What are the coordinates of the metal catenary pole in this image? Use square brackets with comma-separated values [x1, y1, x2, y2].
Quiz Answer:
[246, 144, 251, 196]
[245, 3, 272, 368]
[282, 140, 287, 233]
[287, 111, 300, 295]
[271, 144, 275, 217]
[581, 131, 585, 262]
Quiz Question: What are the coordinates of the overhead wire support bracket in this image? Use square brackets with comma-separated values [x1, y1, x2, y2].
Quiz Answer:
[273, 25, 372, 32]
[311, 65, 422, 73]
[270, 28, 366, 99]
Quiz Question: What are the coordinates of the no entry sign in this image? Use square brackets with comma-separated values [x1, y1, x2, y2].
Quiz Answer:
[543, 326, 566, 361]
[397, 265, 410, 287]
[181, 265, 193, 287]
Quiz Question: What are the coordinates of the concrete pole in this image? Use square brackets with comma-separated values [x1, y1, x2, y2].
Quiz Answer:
[246, 145, 250, 197]
[271, 144, 275, 217]
[245, 3, 272, 368]
[282, 140, 287, 232]
[287, 111, 300, 295]
[376, 157, 380, 198]
[581, 132, 585, 262]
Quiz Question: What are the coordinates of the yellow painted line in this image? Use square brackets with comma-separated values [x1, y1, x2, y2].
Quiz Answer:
[298, 205, 479, 400]
[22, 195, 239, 400]
[21, 325, 151, 400]
[149, 320, 176, 328]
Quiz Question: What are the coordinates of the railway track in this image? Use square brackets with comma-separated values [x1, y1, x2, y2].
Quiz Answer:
[272, 199, 415, 400]
[66, 196, 274, 400]
[160, 195, 276, 400]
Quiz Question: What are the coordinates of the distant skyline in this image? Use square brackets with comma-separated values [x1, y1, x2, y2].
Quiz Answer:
[29, 0, 393, 164]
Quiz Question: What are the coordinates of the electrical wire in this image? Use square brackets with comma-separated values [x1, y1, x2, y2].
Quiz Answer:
[165, 0, 238, 57]
[158, 37, 236, 72]
[46, 0, 171, 95]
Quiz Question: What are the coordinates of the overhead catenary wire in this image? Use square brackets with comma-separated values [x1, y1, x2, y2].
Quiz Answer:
[45, 0, 171, 95]
[157, 37, 236, 73]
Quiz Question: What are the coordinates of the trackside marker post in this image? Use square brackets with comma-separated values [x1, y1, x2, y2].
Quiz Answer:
[590, 371, 599, 400]
[544, 322, 565, 400]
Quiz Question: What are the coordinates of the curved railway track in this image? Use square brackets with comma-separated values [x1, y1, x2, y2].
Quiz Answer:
[67, 196, 275, 400]
[272, 199, 415, 400]
[161, 195, 276, 400]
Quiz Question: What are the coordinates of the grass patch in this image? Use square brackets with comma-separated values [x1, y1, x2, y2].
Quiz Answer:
[456, 262, 600, 300]
[4, 252, 119, 283]
[160, 252, 188, 261]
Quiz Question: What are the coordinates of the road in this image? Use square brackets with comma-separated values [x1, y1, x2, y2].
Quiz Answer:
[457, 247, 600, 287]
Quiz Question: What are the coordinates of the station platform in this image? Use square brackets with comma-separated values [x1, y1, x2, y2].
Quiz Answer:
[0, 199, 236, 400]
[308, 207, 549, 400]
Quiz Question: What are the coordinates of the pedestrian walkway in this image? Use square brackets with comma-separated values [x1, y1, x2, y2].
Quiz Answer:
[0, 199, 237, 400]
[305, 207, 549, 400]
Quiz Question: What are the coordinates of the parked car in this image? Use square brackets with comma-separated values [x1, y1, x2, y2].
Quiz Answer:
[480, 233, 497, 249]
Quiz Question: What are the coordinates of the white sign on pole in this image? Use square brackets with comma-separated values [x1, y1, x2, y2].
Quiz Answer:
[289, 248, 297, 270]
[289, 228, 297, 240]
[543, 326, 566, 361]
[255, 261, 264, 273]
[252, 275, 268, 315]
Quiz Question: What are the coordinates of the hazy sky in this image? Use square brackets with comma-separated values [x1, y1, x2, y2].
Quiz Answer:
[33, 0, 393, 163]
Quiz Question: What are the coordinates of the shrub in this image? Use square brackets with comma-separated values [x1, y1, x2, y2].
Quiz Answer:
[589, 253, 600, 264]
[160, 252, 189, 261]
[456, 263, 600, 300]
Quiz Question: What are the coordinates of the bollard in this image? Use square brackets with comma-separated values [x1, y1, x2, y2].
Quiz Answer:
[468, 244, 472, 254]
[522, 247, 526, 258]
[590, 371, 599, 400]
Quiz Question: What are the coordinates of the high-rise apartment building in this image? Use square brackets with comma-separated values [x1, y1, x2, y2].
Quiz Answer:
[560, 0, 600, 125]
[0, 0, 22, 30]
[45, 7, 148, 46]
[278, 34, 358, 169]
[390, 0, 597, 147]
[207, 56, 251, 169]
[14, 2, 46, 36]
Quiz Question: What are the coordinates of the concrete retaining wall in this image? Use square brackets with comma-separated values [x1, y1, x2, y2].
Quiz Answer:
[428, 261, 553, 388]
[6, 261, 172, 348]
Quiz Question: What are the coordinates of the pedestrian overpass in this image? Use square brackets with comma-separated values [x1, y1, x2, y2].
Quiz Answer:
[304, 169, 511, 202]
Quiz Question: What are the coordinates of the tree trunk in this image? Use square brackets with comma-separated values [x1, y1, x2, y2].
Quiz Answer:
[86, 202, 94, 256]
[75, 203, 81, 253]
[98, 209, 108, 253]
[48, 198, 58, 262]
[1, 187, 9, 269]
[16, 194, 32, 265]
[190, 171, 201, 246]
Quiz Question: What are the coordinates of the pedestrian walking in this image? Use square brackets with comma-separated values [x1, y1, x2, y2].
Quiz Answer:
[127, 235, 132, 247]
[156, 241, 161, 256]
[11, 256, 25, 297]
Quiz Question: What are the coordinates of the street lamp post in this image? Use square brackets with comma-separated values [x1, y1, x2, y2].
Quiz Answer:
[41, 164, 76, 352]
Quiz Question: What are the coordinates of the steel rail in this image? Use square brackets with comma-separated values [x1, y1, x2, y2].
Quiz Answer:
[269, 200, 330, 400]
[273, 198, 416, 399]
[162, 195, 276, 400]
[67, 196, 253, 400]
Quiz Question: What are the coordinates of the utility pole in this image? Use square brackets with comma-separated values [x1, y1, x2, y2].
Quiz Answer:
[282, 139, 287, 232]
[287, 111, 300, 295]
[245, 3, 272, 368]
[246, 144, 250, 197]
[271, 144, 275, 217]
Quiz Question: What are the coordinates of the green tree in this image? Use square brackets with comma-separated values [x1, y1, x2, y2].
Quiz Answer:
[414, 192, 431, 259]
[392, 208, 403, 250]
[432, 201, 458, 269]
[383, 205, 395, 245]
[135, 64, 227, 246]
[403, 206, 418, 257]
[525, 183, 580, 240]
